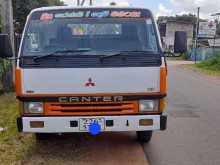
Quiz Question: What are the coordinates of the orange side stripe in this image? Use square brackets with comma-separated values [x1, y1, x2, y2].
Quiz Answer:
[16, 69, 22, 96]
[160, 67, 167, 94]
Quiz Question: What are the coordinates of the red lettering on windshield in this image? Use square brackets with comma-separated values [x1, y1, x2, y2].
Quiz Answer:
[40, 13, 54, 21]
[111, 11, 141, 18]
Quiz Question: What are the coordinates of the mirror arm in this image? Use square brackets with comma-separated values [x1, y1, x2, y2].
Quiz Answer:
[163, 51, 182, 57]
[8, 57, 20, 60]
[161, 52, 168, 73]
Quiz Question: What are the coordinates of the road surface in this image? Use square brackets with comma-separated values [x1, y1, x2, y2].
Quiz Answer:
[144, 63, 220, 165]
[23, 132, 149, 165]
[23, 61, 220, 165]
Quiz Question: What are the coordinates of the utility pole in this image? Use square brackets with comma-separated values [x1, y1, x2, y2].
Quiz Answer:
[77, 0, 80, 6]
[195, 7, 200, 64]
[0, 0, 14, 50]
[77, 0, 93, 6]
[80, 0, 85, 6]
[0, 0, 15, 89]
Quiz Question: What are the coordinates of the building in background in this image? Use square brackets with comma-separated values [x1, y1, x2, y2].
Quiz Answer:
[159, 20, 194, 51]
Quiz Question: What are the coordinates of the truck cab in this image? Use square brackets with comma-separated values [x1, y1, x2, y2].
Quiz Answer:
[0, 6, 187, 142]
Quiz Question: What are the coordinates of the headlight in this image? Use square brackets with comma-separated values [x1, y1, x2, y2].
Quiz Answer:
[24, 102, 44, 114]
[139, 100, 159, 112]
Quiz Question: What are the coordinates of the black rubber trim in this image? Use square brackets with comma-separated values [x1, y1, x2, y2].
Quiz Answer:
[19, 56, 162, 68]
[160, 115, 167, 131]
[21, 113, 162, 117]
[17, 94, 167, 102]
[70, 121, 78, 127]
[106, 120, 114, 127]
[17, 117, 23, 132]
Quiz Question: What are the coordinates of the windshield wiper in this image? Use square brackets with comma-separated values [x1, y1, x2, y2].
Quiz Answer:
[99, 50, 155, 61]
[99, 52, 124, 61]
[121, 50, 157, 54]
[33, 48, 91, 61]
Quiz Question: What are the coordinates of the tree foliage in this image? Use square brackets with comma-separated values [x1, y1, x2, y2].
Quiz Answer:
[157, 14, 197, 24]
[12, 0, 64, 33]
[0, 6, 2, 32]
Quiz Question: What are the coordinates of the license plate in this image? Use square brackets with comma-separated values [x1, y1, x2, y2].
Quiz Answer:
[79, 118, 105, 131]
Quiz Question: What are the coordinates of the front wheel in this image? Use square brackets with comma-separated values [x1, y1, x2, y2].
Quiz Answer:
[136, 131, 153, 143]
[35, 133, 51, 141]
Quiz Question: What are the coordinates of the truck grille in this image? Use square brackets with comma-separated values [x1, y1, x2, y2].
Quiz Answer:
[44, 101, 138, 116]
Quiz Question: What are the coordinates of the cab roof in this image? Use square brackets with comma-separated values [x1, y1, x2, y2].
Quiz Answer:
[31, 6, 152, 13]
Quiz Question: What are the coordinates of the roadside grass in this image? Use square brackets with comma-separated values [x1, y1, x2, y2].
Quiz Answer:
[167, 56, 183, 61]
[196, 53, 220, 70]
[186, 53, 220, 77]
[0, 93, 35, 165]
[167, 52, 190, 61]
[186, 65, 220, 77]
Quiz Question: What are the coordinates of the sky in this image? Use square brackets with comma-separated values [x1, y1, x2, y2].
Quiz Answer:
[63, 0, 220, 19]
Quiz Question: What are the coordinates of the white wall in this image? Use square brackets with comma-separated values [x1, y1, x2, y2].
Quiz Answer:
[164, 22, 194, 50]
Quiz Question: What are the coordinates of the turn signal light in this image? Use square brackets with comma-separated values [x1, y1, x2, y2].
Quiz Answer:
[160, 99, 166, 112]
[30, 121, 44, 128]
[139, 119, 153, 126]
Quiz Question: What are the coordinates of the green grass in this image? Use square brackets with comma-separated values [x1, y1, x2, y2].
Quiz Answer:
[167, 52, 190, 61]
[0, 93, 35, 165]
[194, 53, 220, 76]
[195, 53, 220, 71]
[186, 53, 220, 77]
[167, 56, 184, 61]
[186, 65, 220, 77]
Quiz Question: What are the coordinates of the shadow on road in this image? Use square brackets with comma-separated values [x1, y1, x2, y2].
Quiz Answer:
[23, 132, 148, 165]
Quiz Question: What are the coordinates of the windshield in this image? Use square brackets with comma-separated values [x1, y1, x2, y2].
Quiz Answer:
[22, 10, 159, 56]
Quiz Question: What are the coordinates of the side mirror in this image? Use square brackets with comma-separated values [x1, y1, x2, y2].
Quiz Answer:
[0, 34, 14, 58]
[174, 31, 187, 54]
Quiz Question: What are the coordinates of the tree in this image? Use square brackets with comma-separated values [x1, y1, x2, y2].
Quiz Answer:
[0, 8, 2, 32]
[157, 14, 206, 38]
[110, 2, 117, 6]
[12, 0, 64, 34]
[157, 14, 197, 24]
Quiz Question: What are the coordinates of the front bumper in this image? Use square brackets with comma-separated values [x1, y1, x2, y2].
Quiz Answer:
[17, 115, 167, 133]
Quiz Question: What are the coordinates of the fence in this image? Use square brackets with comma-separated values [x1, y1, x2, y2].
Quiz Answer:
[190, 48, 220, 61]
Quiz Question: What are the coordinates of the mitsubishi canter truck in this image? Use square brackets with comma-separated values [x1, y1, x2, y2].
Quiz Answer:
[0, 6, 187, 142]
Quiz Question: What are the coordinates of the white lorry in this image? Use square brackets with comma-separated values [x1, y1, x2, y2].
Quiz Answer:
[0, 6, 187, 142]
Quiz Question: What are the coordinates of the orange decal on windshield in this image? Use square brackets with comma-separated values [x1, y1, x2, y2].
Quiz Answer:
[111, 11, 141, 18]
[40, 13, 54, 21]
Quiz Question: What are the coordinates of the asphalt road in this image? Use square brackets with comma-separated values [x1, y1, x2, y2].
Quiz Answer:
[23, 62, 220, 165]
[144, 63, 220, 165]
[23, 132, 149, 165]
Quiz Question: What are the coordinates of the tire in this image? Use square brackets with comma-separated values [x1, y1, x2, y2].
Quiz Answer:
[136, 131, 153, 143]
[35, 133, 51, 141]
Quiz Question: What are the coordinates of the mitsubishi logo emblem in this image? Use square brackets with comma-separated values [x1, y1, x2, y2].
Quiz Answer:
[85, 78, 96, 87]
